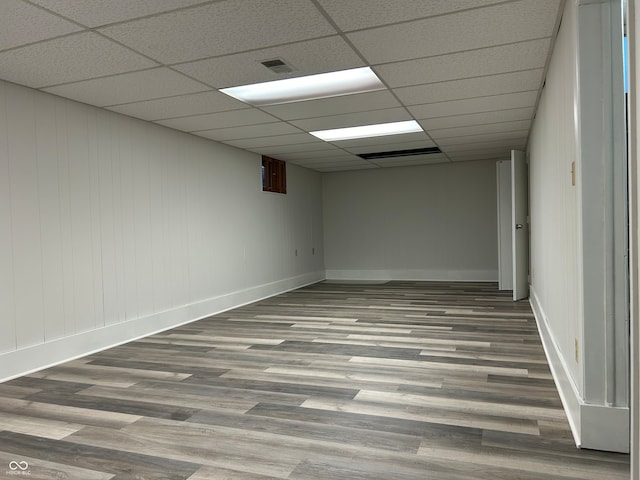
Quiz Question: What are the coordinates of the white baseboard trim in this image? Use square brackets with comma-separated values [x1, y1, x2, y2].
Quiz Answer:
[529, 287, 583, 444]
[325, 269, 498, 282]
[530, 286, 630, 453]
[580, 403, 630, 453]
[0, 271, 325, 383]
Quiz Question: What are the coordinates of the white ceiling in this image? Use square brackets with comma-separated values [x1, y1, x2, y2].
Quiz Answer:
[0, 0, 564, 172]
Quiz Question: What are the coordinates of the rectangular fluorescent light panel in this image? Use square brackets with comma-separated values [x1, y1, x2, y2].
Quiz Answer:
[310, 120, 423, 142]
[219, 67, 384, 106]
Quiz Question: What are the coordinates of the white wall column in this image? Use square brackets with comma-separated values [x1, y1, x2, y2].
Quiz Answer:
[575, 0, 629, 451]
[529, 0, 630, 454]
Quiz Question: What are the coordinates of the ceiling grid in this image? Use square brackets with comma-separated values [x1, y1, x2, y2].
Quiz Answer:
[0, 0, 564, 171]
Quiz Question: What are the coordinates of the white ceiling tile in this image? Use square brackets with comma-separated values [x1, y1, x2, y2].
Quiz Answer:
[273, 149, 351, 161]
[294, 155, 363, 165]
[0, 32, 157, 88]
[347, 0, 561, 64]
[42, 67, 207, 107]
[316, 163, 380, 173]
[435, 131, 529, 146]
[410, 91, 539, 119]
[308, 162, 371, 169]
[295, 163, 376, 171]
[300, 158, 364, 166]
[31, 0, 208, 27]
[317, 164, 378, 172]
[107, 91, 249, 121]
[196, 123, 303, 141]
[371, 154, 450, 168]
[419, 107, 534, 130]
[223, 133, 320, 149]
[175, 36, 363, 89]
[99, 0, 337, 64]
[428, 120, 531, 139]
[441, 140, 527, 153]
[449, 152, 511, 162]
[279, 144, 344, 160]
[156, 108, 278, 132]
[255, 143, 338, 156]
[394, 69, 544, 106]
[345, 140, 437, 155]
[443, 146, 515, 157]
[329, 132, 432, 149]
[0, 0, 82, 51]
[261, 91, 401, 121]
[290, 107, 411, 131]
[375, 39, 550, 88]
[317, 0, 507, 31]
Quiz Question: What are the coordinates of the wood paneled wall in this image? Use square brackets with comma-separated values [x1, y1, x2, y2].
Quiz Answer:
[0, 81, 324, 376]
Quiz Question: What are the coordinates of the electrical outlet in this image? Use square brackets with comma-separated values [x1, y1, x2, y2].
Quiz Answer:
[312, 247, 315, 255]
[295, 249, 298, 256]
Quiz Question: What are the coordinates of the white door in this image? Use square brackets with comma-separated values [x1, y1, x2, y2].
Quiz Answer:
[496, 160, 513, 290]
[511, 150, 529, 300]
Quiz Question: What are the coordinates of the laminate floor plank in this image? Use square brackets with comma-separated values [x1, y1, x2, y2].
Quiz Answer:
[27, 361, 192, 387]
[79, 384, 261, 413]
[0, 396, 142, 429]
[417, 444, 629, 480]
[262, 365, 445, 388]
[218, 368, 404, 394]
[24, 391, 200, 421]
[0, 383, 41, 399]
[0, 451, 113, 480]
[0, 281, 629, 479]
[395, 383, 563, 409]
[481, 429, 631, 464]
[299, 396, 542, 435]
[187, 465, 285, 480]
[0, 411, 84, 440]
[245, 402, 485, 440]
[85, 357, 230, 377]
[0, 431, 201, 479]
[7, 376, 93, 394]
[66, 422, 301, 479]
[187, 408, 423, 453]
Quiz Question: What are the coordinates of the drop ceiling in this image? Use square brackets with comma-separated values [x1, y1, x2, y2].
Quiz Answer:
[0, 0, 563, 172]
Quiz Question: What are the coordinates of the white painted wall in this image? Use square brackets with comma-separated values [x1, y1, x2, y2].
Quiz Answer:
[0, 80, 324, 381]
[528, 0, 629, 453]
[322, 160, 498, 281]
[529, 0, 582, 397]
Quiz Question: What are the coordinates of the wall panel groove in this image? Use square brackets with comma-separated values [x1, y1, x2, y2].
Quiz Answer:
[0, 82, 16, 354]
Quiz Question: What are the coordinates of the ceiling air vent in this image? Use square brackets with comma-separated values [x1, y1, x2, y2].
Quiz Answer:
[260, 58, 294, 74]
[357, 146, 442, 160]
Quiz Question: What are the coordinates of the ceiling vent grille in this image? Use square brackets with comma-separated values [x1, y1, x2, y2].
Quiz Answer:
[260, 58, 294, 74]
[357, 146, 442, 160]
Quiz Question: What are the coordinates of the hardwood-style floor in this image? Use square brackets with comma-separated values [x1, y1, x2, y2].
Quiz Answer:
[0, 281, 630, 479]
